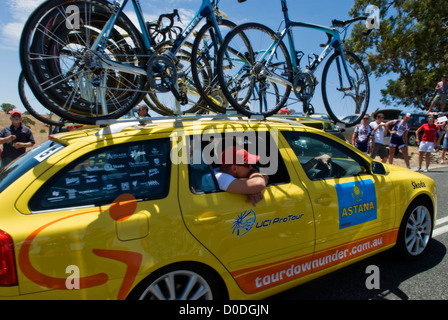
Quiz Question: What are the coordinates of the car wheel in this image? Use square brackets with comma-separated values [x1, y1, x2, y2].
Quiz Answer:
[396, 199, 433, 260]
[408, 133, 416, 146]
[128, 264, 224, 300]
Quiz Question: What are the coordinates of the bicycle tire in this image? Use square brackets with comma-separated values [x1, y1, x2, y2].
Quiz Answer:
[191, 19, 237, 114]
[20, 0, 148, 124]
[18, 72, 63, 127]
[217, 22, 292, 117]
[147, 41, 210, 115]
[321, 50, 370, 127]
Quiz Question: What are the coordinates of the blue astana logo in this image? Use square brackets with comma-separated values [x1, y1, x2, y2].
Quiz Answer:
[335, 180, 377, 229]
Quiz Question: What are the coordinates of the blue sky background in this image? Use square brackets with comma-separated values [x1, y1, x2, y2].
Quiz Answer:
[0, 0, 402, 116]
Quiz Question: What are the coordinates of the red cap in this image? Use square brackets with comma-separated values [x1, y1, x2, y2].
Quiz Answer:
[10, 110, 21, 116]
[220, 146, 260, 167]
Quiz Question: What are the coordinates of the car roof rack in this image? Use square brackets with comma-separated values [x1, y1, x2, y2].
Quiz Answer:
[94, 114, 304, 135]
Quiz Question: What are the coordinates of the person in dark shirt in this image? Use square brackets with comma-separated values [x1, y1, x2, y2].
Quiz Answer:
[0, 110, 35, 167]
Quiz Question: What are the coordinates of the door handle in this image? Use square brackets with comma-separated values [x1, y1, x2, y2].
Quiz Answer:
[316, 194, 333, 205]
[194, 214, 221, 224]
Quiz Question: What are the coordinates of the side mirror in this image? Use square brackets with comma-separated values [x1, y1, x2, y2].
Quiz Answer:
[371, 161, 386, 175]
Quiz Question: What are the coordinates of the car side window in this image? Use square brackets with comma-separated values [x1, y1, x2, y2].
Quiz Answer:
[29, 138, 171, 212]
[282, 131, 368, 181]
[188, 131, 290, 194]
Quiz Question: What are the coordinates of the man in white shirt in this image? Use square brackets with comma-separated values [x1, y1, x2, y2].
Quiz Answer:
[369, 112, 388, 163]
[214, 146, 268, 207]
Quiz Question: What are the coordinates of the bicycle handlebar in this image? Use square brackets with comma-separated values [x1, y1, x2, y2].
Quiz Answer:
[332, 16, 368, 28]
[157, 9, 181, 30]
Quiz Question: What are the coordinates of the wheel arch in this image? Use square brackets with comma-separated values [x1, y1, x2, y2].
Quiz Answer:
[126, 260, 229, 300]
[410, 193, 435, 220]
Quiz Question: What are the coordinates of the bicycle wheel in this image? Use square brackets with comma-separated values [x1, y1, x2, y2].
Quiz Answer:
[146, 41, 210, 115]
[20, 0, 148, 124]
[321, 50, 370, 127]
[217, 22, 292, 117]
[191, 19, 237, 114]
[18, 72, 63, 127]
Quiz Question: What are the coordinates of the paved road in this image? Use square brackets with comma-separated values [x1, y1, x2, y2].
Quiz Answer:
[270, 167, 448, 300]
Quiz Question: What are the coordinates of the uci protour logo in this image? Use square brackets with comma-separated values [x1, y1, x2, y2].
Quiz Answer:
[232, 210, 256, 237]
[232, 210, 305, 237]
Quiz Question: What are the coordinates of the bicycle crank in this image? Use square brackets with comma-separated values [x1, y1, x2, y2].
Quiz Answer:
[147, 54, 181, 92]
[293, 71, 317, 105]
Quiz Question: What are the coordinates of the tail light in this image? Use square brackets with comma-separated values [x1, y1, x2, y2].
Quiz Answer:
[0, 230, 17, 286]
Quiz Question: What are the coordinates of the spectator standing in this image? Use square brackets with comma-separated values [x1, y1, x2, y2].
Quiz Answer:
[437, 115, 448, 164]
[427, 75, 447, 114]
[0, 110, 35, 167]
[352, 115, 373, 154]
[385, 113, 411, 168]
[369, 113, 388, 163]
[441, 122, 448, 164]
[415, 115, 442, 172]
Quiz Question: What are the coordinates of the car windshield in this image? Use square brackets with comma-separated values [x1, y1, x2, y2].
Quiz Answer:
[0, 140, 65, 193]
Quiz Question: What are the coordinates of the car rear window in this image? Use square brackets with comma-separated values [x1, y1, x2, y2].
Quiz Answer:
[0, 140, 65, 193]
[29, 138, 171, 212]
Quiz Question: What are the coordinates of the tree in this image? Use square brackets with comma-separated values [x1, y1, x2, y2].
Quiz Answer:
[0, 103, 35, 126]
[1, 103, 16, 114]
[347, 0, 448, 111]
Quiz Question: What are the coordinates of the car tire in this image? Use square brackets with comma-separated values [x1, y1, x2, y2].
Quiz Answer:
[127, 263, 225, 300]
[408, 133, 416, 146]
[395, 199, 433, 260]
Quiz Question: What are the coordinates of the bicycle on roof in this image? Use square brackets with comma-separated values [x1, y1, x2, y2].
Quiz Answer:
[19, 0, 242, 124]
[216, 0, 374, 127]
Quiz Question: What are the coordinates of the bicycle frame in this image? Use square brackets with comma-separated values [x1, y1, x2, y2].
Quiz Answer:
[260, 0, 354, 90]
[91, 0, 225, 77]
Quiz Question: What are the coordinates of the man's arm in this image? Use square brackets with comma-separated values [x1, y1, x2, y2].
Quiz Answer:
[415, 126, 422, 143]
[435, 128, 443, 146]
[0, 135, 15, 144]
[351, 130, 358, 146]
[226, 169, 268, 195]
[13, 141, 34, 149]
[302, 154, 332, 171]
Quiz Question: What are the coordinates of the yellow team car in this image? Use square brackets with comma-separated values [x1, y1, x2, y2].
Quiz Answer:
[0, 116, 437, 300]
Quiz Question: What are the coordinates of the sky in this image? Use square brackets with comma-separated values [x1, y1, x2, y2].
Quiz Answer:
[0, 0, 398, 117]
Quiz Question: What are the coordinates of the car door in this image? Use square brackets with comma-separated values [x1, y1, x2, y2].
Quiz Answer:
[281, 130, 398, 273]
[178, 130, 316, 294]
[16, 137, 175, 298]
